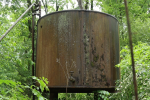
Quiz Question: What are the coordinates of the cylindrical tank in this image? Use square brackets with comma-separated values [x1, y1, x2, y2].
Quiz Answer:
[36, 10, 120, 93]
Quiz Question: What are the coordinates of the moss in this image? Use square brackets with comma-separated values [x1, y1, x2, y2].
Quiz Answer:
[93, 55, 99, 62]
[91, 62, 94, 67]
[86, 60, 89, 65]
[93, 57, 97, 62]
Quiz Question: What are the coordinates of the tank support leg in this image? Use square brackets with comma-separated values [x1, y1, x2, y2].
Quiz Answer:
[94, 92, 98, 100]
[50, 92, 58, 100]
[94, 92, 104, 100]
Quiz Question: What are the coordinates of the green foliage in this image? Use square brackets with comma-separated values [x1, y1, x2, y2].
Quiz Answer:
[97, 90, 110, 100]
[0, 79, 30, 100]
[98, 0, 150, 48]
[131, 18, 150, 45]
[0, 77, 49, 100]
[1, 0, 150, 99]
[58, 93, 94, 100]
[110, 42, 150, 100]
[31, 76, 49, 100]
[58, 91, 110, 100]
[32, 76, 49, 92]
[0, 0, 33, 86]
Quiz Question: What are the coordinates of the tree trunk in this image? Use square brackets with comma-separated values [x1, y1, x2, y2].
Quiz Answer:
[91, 0, 93, 10]
[77, 0, 83, 9]
[85, 0, 89, 10]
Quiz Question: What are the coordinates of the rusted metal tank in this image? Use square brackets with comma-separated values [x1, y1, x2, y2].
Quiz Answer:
[36, 10, 120, 93]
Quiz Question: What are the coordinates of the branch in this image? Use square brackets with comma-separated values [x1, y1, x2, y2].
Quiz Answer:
[41, 0, 47, 14]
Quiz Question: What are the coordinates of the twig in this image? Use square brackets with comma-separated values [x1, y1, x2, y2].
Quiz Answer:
[69, 60, 77, 71]
[66, 61, 70, 78]
[56, 59, 77, 100]
[56, 59, 68, 80]
[56, 59, 69, 100]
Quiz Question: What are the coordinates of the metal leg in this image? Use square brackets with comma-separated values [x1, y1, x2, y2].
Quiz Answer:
[33, 95, 35, 100]
[50, 92, 58, 100]
[94, 92, 98, 100]
[94, 92, 104, 100]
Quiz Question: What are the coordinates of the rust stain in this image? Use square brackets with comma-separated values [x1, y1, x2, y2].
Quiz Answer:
[36, 10, 120, 92]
